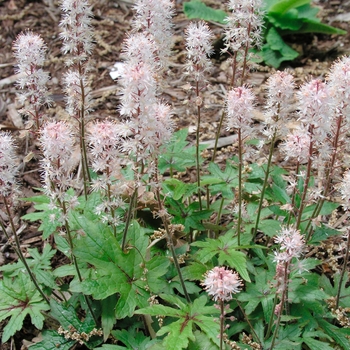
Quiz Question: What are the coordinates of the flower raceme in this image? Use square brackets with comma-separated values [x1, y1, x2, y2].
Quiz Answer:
[13, 31, 51, 128]
[0, 132, 18, 197]
[202, 266, 243, 302]
[184, 21, 214, 82]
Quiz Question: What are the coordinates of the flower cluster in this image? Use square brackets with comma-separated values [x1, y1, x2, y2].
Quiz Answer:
[202, 266, 242, 302]
[39, 121, 78, 199]
[226, 86, 255, 139]
[59, 0, 94, 65]
[132, 0, 175, 66]
[223, 0, 264, 55]
[0, 132, 18, 197]
[274, 226, 305, 263]
[340, 170, 350, 210]
[184, 21, 214, 82]
[13, 31, 51, 129]
[264, 71, 295, 139]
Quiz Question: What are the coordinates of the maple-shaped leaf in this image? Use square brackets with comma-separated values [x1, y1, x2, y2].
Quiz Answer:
[0, 244, 57, 289]
[135, 294, 220, 349]
[69, 214, 167, 319]
[0, 273, 50, 343]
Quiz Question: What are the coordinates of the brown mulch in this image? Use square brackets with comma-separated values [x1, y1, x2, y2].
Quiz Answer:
[0, 0, 350, 348]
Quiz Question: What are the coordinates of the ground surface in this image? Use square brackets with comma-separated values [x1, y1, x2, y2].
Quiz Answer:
[0, 0, 350, 348]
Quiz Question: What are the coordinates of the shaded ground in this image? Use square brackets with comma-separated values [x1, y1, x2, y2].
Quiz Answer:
[0, 0, 350, 348]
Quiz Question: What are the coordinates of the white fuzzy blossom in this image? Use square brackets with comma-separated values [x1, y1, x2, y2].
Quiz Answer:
[223, 0, 264, 54]
[202, 266, 243, 302]
[59, 0, 94, 65]
[264, 71, 295, 139]
[185, 21, 214, 82]
[340, 170, 350, 210]
[132, 0, 175, 66]
[39, 121, 78, 200]
[226, 86, 255, 139]
[0, 132, 18, 197]
[13, 31, 51, 128]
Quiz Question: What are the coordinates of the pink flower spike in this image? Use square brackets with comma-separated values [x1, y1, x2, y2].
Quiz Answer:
[202, 266, 243, 302]
[340, 170, 350, 211]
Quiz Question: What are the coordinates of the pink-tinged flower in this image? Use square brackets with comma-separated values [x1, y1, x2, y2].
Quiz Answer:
[340, 170, 350, 210]
[119, 61, 157, 117]
[226, 86, 255, 138]
[298, 79, 331, 143]
[185, 21, 214, 82]
[223, 0, 264, 53]
[273, 227, 305, 262]
[39, 121, 77, 197]
[0, 132, 18, 197]
[280, 129, 311, 163]
[132, 0, 175, 65]
[123, 33, 160, 72]
[13, 31, 51, 127]
[60, 0, 94, 65]
[202, 266, 243, 302]
[88, 120, 122, 174]
[264, 71, 295, 139]
[328, 56, 350, 123]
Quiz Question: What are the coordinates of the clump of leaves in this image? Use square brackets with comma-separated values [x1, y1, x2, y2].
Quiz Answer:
[183, 0, 346, 67]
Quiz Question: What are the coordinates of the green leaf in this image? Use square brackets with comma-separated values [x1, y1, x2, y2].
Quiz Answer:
[268, 0, 311, 14]
[0, 274, 50, 343]
[28, 330, 76, 350]
[308, 224, 341, 245]
[183, 1, 227, 24]
[317, 318, 350, 349]
[303, 336, 333, 350]
[295, 20, 347, 35]
[101, 294, 117, 341]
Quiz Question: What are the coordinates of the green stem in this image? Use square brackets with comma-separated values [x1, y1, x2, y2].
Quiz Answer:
[2, 197, 49, 304]
[154, 163, 191, 303]
[336, 228, 350, 309]
[219, 300, 224, 350]
[237, 129, 243, 245]
[195, 80, 202, 211]
[253, 128, 277, 240]
[122, 188, 138, 251]
[61, 201, 98, 325]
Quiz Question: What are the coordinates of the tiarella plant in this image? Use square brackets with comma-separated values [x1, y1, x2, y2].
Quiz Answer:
[1, 0, 350, 349]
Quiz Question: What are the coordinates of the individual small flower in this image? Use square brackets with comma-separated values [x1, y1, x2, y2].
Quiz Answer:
[202, 266, 243, 302]
[226, 86, 255, 138]
[340, 170, 350, 210]
[223, 0, 264, 53]
[13, 31, 51, 128]
[185, 21, 214, 82]
[132, 0, 175, 65]
[280, 128, 311, 163]
[59, 0, 94, 65]
[0, 132, 18, 197]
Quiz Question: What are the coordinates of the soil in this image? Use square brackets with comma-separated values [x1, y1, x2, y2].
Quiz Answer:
[0, 0, 350, 349]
